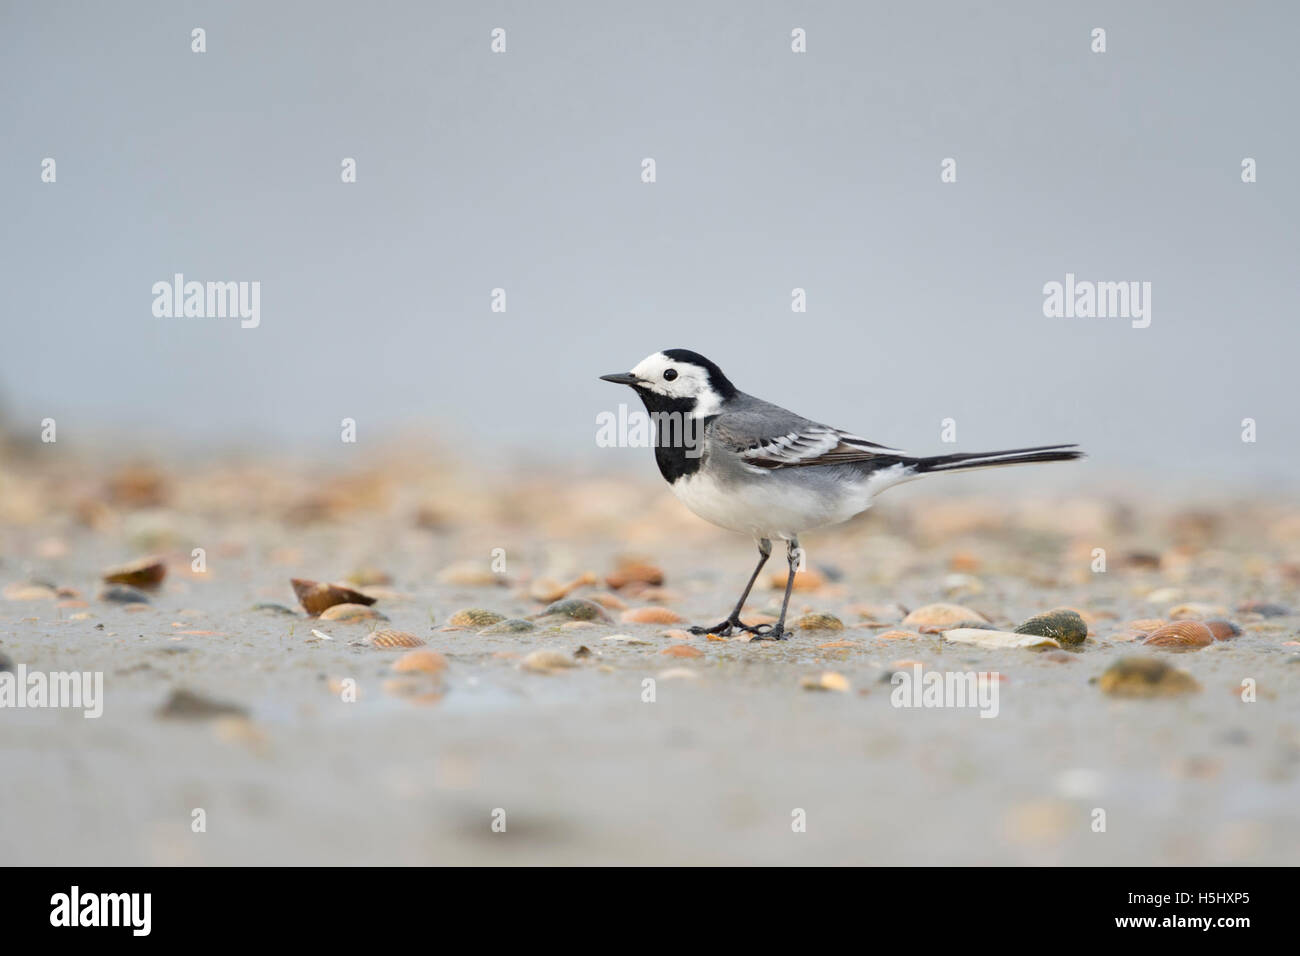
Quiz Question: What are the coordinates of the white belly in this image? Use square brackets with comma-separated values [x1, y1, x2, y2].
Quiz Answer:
[668, 470, 869, 540]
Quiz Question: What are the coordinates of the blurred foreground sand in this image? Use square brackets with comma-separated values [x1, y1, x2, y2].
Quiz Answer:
[1, 441, 1298, 865]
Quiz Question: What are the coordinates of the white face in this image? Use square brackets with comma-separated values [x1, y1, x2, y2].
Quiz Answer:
[630, 352, 723, 416]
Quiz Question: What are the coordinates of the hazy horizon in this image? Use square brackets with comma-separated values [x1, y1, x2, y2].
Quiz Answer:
[4, 1, 1297, 483]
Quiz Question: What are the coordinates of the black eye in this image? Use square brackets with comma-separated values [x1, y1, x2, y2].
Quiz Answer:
[663, 368, 678, 381]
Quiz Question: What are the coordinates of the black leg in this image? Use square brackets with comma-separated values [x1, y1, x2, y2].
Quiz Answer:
[749, 538, 798, 641]
[689, 538, 772, 636]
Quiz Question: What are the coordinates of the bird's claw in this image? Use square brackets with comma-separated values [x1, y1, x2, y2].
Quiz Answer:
[744, 623, 788, 641]
[688, 620, 735, 636]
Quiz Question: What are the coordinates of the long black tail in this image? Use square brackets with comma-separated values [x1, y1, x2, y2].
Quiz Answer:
[908, 444, 1083, 475]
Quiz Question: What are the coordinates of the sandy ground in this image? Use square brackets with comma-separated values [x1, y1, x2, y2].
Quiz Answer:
[1, 448, 1298, 865]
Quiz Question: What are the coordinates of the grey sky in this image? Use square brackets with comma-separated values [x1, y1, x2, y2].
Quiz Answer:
[2, 1, 1296, 480]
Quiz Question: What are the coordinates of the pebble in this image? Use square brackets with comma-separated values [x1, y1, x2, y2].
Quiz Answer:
[1145, 587, 1185, 604]
[448, 608, 505, 628]
[1236, 601, 1290, 618]
[290, 578, 376, 616]
[621, 607, 684, 625]
[535, 598, 611, 623]
[1097, 657, 1201, 697]
[364, 629, 426, 648]
[799, 671, 850, 692]
[1125, 618, 1166, 632]
[658, 668, 701, 681]
[478, 618, 536, 635]
[843, 602, 905, 625]
[876, 630, 920, 640]
[1143, 621, 1214, 651]
[602, 634, 653, 645]
[3, 583, 58, 601]
[1014, 609, 1088, 646]
[794, 612, 844, 631]
[98, 585, 150, 604]
[251, 603, 299, 616]
[943, 628, 1060, 649]
[319, 603, 386, 623]
[1206, 620, 1242, 641]
[156, 688, 248, 720]
[102, 556, 166, 589]
[901, 603, 987, 628]
[521, 649, 577, 673]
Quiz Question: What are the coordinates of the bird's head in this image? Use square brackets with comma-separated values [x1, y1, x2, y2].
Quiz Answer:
[600, 349, 738, 417]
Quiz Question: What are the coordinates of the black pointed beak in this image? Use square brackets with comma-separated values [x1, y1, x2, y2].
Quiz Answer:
[599, 372, 640, 386]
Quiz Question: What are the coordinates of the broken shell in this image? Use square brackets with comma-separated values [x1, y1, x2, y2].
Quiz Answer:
[658, 667, 701, 680]
[1143, 621, 1214, 651]
[521, 649, 577, 673]
[319, 603, 386, 623]
[1014, 609, 1088, 646]
[1125, 619, 1167, 633]
[901, 603, 987, 628]
[392, 650, 447, 674]
[794, 612, 844, 631]
[661, 629, 693, 640]
[1167, 603, 1229, 621]
[602, 634, 653, 645]
[448, 608, 506, 628]
[535, 597, 611, 623]
[943, 628, 1060, 649]
[364, 629, 426, 648]
[876, 630, 920, 640]
[605, 561, 665, 590]
[291, 578, 376, 616]
[621, 606, 684, 625]
[1206, 620, 1242, 641]
[799, 671, 850, 692]
[478, 618, 536, 635]
[1104, 630, 1147, 643]
[345, 567, 392, 587]
[103, 556, 167, 589]
[661, 644, 703, 658]
[1097, 657, 1201, 697]
[588, 592, 628, 611]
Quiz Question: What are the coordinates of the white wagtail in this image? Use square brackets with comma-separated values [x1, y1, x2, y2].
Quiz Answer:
[601, 349, 1083, 640]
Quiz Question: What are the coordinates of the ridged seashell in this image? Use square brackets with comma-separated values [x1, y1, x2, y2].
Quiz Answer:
[478, 618, 536, 635]
[605, 561, 665, 590]
[528, 572, 596, 603]
[392, 650, 447, 674]
[535, 598, 611, 623]
[448, 608, 505, 628]
[901, 603, 987, 628]
[521, 649, 577, 673]
[1143, 621, 1214, 650]
[364, 629, 425, 648]
[661, 644, 703, 658]
[799, 671, 850, 692]
[876, 630, 920, 640]
[794, 612, 844, 631]
[588, 592, 628, 611]
[319, 603, 386, 623]
[1125, 619, 1167, 633]
[768, 568, 826, 591]
[1097, 657, 1201, 697]
[291, 578, 376, 616]
[1014, 609, 1088, 646]
[942, 628, 1059, 649]
[1206, 620, 1242, 640]
[621, 606, 684, 625]
[103, 556, 166, 589]
[1167, 603, 1229, 621]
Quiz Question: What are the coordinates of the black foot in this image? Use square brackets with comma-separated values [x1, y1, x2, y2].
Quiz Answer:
[688, 619, 736, 636]
[746, 623, 788, 641]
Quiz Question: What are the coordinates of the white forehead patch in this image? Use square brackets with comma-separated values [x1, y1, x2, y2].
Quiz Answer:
[630, 351, 723, 417]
